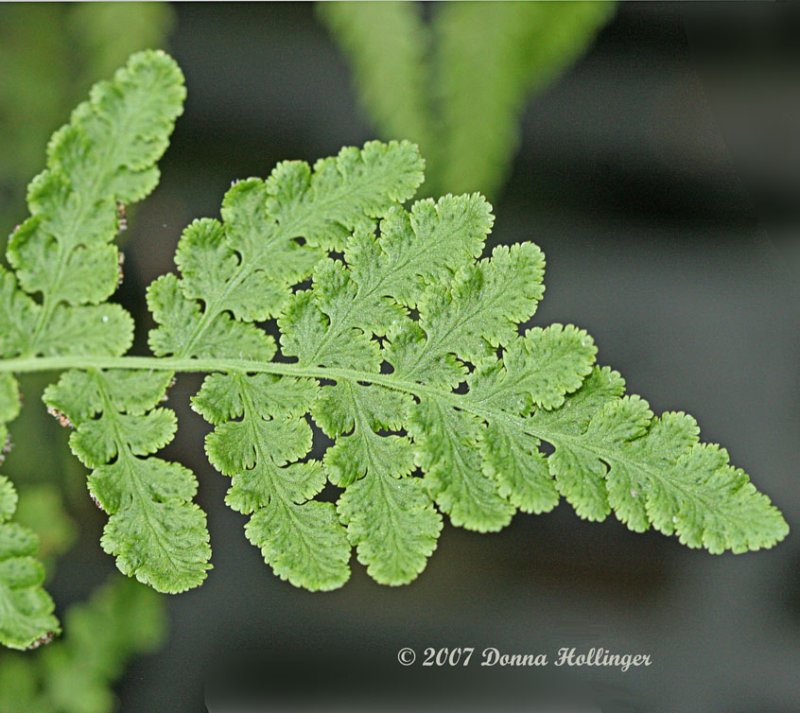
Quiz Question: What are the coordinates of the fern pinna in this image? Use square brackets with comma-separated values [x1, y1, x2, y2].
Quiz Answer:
[0, 51, 788, 649]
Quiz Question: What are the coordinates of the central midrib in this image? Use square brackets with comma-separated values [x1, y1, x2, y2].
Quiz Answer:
[1, 353, 598, 453]
[1, 352, 729, 530]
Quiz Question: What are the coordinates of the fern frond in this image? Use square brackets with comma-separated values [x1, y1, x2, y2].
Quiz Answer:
[0, 3, 174, 243]
[148, 158, 786, 587]
[7, 48, 185, 356]
[527, 369, 788, 552]
[0, 375, 73, 651]
[0, 51, 788, 638]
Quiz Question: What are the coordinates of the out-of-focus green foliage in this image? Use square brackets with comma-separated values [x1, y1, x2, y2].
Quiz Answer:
[0, 473, 59, 650]
[320, 3, 433, 163]
[15, 483, 77, 568]
[0, 2, 174, 229]
[0, 577, 165, 713]
[9, 375, 84, 547]
[10, 377, 81, 574]
[67, 2, 177, 84]
[320, 1, 615, 198]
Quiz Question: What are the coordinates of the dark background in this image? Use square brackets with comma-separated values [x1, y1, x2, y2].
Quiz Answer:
[36, 3, 800, 711]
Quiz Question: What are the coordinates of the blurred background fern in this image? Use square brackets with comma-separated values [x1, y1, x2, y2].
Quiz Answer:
[320, 1, 615, 198]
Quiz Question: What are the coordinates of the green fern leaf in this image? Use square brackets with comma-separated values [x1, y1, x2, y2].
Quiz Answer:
[529, 371, 789, 552]
[0, 50, 788, 638]
[8, 49, 186, 324]
[0, 374, 22, 453]
[316, 380, 441, 584]
[150, 147, 785, 586]
[199, 372, 349, 591]
[0, 270, 39, 359]
[433, 1, 615, 194]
